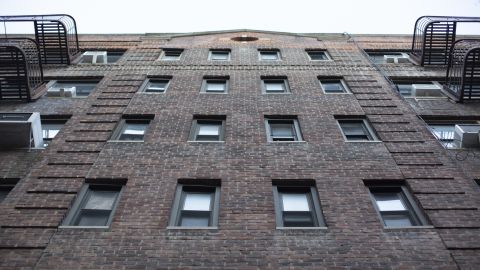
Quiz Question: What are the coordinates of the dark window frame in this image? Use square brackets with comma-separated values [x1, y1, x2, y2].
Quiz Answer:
[139, 78, 171, 94]
[169, 184, 221, 228]
[306, 50, 331, 61]
[337, 118, 378, 142]
[258, 49, 281, 61]
[208, 49, 231, 61]
[111, 117, 152, 142]
[272, 185, 326, 228]
[200, 77, 229, 94]
[319, 78, 350, 94]
[189, 117, 226, 142]
[62, 184, 123, 227]
[265, 117, 303, 142]
[47, 79, 100, 98]
[367, 183, 429, 228]
[261, 77, 290, 94]
[161, 49, 184, 61]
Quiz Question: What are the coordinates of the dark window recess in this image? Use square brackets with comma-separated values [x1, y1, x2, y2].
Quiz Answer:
[190, 119, 225, 141]
[41, 118, 68, 147]
[368, 185, 428, 227]
[112, 118, 151, 141]
[338, 119, 376, 141]
[266, 118, 302, 142]
[170, 184, 220, 227]
[63, 184, 122, 227]
[307, 50, 330, 60]
[320, 79, 349, 93]
[263, 79, 289, 93]
[0, 185, 15, 203]
[162, 49, 183, 60]
[273, 185, 325, 227]
[142, 79, 170, 93]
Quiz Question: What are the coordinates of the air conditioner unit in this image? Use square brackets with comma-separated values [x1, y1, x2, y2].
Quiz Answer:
[412, 83, 443, 97]
[0, 112, 43, 148]
[47, 86, 77, 97]
[384, 53, 410, 64]
[82, 51, 108, 64]
[454, 124, 480, 148]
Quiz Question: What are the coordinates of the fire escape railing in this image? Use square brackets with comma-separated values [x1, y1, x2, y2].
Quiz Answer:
[444, 39, 480, 102]
[0, 14, 80, 64]
[410, 16, 480, 66]
[0, 38, 44, 101]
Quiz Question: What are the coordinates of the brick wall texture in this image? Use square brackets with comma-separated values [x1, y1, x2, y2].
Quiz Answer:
[0, 31, 479, 269]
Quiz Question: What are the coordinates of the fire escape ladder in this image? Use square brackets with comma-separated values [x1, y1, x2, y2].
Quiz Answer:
[0, 38, 45, 101]
[410, 16, 480, 66]
[0, 14, 80, 65]
[445, 39, 480, 102]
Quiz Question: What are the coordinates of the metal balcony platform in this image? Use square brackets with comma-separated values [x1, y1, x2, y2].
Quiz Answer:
[410, 16, 480, 66]
[0, 38, 46, 101]
[0, 14, 80, 65]
[444, 39, 480, 102]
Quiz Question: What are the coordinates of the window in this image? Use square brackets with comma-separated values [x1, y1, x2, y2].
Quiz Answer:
[0, 185, 14, 203]
[161, 49, 183, 61]
[265, 117, 303, 142]
[47, 80, 99, 97]
[41, 118, 68, 147]
[319, 79, 350, 94]
[209, 50, 231, 61]
[367, 51, 410, 64]
[201, 77, 229, 93]
[394, 81, 443, 98]
[426, 120, 479, 149]
[368, 184, 428, 227]
[262, 78, 290, 94]
[259, 50, 280, 61]
[273, 184, 325, 227]
[140, 78, 170, 93]
[79, 50, 125, 64]
[189, 117, 225, 141]
[169, 183, 220, 227]
[62, 184, 123, 227]
[111, 117, 152, 141]
[306, 50, 330, 61]
[337, 118, 378, 141]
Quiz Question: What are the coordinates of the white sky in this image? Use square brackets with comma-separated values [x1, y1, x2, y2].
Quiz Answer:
[1, 0, 479, 34]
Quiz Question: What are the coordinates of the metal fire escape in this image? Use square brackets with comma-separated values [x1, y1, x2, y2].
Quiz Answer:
[0, 14, 79, 101]
[410, 16, 480, 66]
[444, 39, 480, 102]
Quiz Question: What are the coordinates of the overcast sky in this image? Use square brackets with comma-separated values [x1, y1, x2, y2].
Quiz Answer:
[1, 0, 479, 34]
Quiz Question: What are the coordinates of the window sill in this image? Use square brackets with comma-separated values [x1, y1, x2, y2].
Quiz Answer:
[137, 92, 166, 94]
[166, 226, 218, 230]
[263, 92, 291, 95]
[58, 225, 109, 229]
[187, 141, 225, 143]
[344, 140, 382, 143]
[383, 225, 434, 230]
[268, 141, 306, 143]
[200, 92, 228, 94]
[310, 59, 334, 62]
[108, 140, 145, 143]
[323, 92, 352, 95]
[276, 226, 328, 230]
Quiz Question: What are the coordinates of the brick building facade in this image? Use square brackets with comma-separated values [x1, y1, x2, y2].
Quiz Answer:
[0, 18, 479, 269]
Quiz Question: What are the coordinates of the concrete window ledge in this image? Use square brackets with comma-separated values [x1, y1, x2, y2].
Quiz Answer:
[383, 225, 435, 231]
[58, 226, 109, 230]
[166, 226, 219, 230]
[276, 226, 328, 230]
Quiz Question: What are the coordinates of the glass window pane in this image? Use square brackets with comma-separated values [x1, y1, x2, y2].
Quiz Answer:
[323, 82, 345, 93]
[76, 210, 110, 226]
[396, 84, 413, 96]
[146, 80, 168, 92]
[374, 193, 407, 211]
[206, 81, 226, 92]
[270, 123, 293, 137]
[265, 82, 285, 92]
[283, 212, 314, 227]
[84, 190, 118, 210]
[211, 52, 229, 60]
[282, 193, 310, 211]
[198, 124, 220, 136]
[309, 52, 328, 60]
[261, 52, 278, 60]
[42, 123, 63, 139]
[383, 213, 413, 227]
[119, 123, 147, 140]
[183, 193, 211, 211]
[180, 212, 210, 227]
